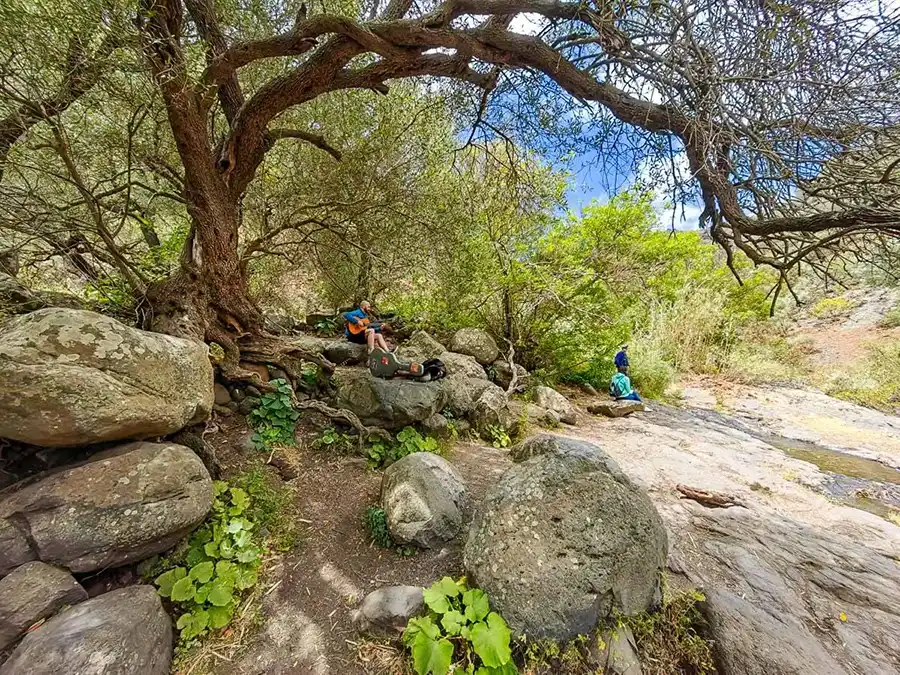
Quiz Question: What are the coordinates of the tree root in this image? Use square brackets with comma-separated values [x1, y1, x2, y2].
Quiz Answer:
[676, 484, 747, 509]
[294, 399, 392, 446]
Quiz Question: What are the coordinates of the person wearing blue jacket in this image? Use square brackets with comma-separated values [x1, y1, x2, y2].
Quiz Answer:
[614, 344, 629, 372]
[342, 300, 389, 353]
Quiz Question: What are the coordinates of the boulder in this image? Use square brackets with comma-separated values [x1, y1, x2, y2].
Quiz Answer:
[439, 351, 488, 380]
[588, 400, 644, 418]
[263, 311, 298, 335]
[533, 385, 578, 425]
[0, 562, 87, 651]
[471, 387, 518, 435]
[421, 413, 450, 437]
[595, 626, 643, 675]
[0, 585, 172, 675]
[381, 453, 468, 548]
[449, 328, 499, 365]
[508, 401, 561, 429]
[0, 308, 213, 447]
[0, 274, 42, 315]
[324, 340, 367, 365]
[509, 434, 612, 464]
[352, 585, 425, 634]
[0, 442, 212, 576]
[489, 359, 529, 391]
[464, 437, 667, 640]
[442, 377, 498, 417]
[214, 383, 232, 406]
[400, 331, 447, 362]
[332, 367, 447, 429]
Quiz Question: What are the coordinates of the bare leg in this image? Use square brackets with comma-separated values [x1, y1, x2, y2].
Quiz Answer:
[366, 329, 376, 352]
[375, 332, 389, 351]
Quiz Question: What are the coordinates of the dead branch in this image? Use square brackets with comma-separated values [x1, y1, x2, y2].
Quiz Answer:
[676, 484, 746, 509]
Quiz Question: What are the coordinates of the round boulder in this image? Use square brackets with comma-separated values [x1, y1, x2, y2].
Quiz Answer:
[0, 308, 213, 447]
[439, 351, 488, 380]
[381, 453, 468, 548]
[0, 442, 212, 576]
[449, 328, 499, 365]
[401, 331, 447, 363]
[0, 585, 172, 675]
[533, 385, 578, 425]
[332, 368, 447, 429]
[351, 585, 425, 635]
[464, 437, 667, 641]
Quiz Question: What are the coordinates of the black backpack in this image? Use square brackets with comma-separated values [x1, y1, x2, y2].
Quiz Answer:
[421, 358, 447, 381]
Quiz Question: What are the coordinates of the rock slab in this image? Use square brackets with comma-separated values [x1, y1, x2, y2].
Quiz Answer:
[332, 367, 447, 429]
[465, 437, 667, 640]
[0, 585, 172, 675]
[0, 442, 213, 576]
[0, 308, 213, 447]
[0, 562, 87, 651]
[588, 400, 645, 417]
[381, 453, 468, 548]
[449, 328, 499, 365]
[352, 585, 424, 634]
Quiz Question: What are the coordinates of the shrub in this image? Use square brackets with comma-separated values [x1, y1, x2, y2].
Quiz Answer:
[246, 379, 298, 450]
[367, 426, 439, 469]
[230, 468, 299, 552]
[485, 424, 511, 449]
[153, 481, 262, 646]
[810, 296, 854, 318]
[363, 506, 393, 548]
[879, 304, 900, 329]
[403, 576, 517, 675]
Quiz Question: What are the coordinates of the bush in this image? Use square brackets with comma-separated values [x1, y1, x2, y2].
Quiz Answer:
[313, 426, 357, 453]
[403, 577, 517, 675]
[823, 339, 900, 411]
[367, 426, 440, 469]
[363, 505, 393, 548]
[246, 379, 298, 450]
[153, 481, 263, 646]
[230, 468, 299, 552]
[810, 296, 854, 318]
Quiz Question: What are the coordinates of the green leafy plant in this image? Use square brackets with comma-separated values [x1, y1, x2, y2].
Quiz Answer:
[363, 505, 393, 548]
[154, 481, 263, 645]
[246, 379, 298, 450]
[810, 296, 854, 319]
[367, 426, 439, 469]
[314, 426, 357, 453]
[231, 468, 299, 552]
[314, 316, 340, 335]
[485, 425, 511, 449]
[403, 576, 517, 675]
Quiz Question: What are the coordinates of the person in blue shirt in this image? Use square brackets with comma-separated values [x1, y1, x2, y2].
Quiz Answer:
[614, 344, 629, 373]
[342, 300, 390, 353]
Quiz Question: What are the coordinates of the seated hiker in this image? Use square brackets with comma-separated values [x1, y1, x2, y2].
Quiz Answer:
[609, 366, 641, 401]
[343, 300, 389, 353]
[614, 344, 629, 373]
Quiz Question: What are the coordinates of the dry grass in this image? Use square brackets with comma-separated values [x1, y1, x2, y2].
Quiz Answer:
[354, 639, 412, 675]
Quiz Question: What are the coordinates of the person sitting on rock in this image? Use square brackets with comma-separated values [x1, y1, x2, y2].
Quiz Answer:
[614, 344, 629, 373]
[609, 366, 641, 401]
[343, 300, 390, 353]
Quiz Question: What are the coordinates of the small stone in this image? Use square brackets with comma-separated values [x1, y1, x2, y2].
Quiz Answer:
[588, 400, 644, 418]
[214, 383, 232, 406]
[246, 385, 262, 397]
[352, 586, 424, 635]
[238, 398, 256, 416]
[231, 388, 246, 402]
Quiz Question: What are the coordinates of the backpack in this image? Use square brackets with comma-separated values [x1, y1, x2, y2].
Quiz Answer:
[421, 358, 447, 381]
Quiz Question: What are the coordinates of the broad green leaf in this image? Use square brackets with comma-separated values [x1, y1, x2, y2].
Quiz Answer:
[208, 604, 234, 629]
[423, 586, 451, 614]
[475, 664, 518, 675]
[227, 519, 245, 533]
[213, 481, 229, 496]
[229, 488, 249, 510]
[176, 609, 209, 640]
[440, 610, 466, 636]
[463, 589, 490, 623]
[185, 546, 208, 567]
[194, 583, 211, 604]
[155, 567, 187, 598]
[436, 577, 462, 597]
[204, 541, 219, 557]
[207, 581, 234, 607]
[233, 530, 252, 548]
[411, 632, 454, 675]
[403, 616, 440, 646]
[219, 539, 235, 559]
[470, 613, 512, 668]
[235, 567, 259, 590]
[189, 561, 215, 584]
[236, 545, 261, 563]
[170, 576, 197, 602]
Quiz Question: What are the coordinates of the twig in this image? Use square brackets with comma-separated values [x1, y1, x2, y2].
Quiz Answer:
[676, 484, 747, 509]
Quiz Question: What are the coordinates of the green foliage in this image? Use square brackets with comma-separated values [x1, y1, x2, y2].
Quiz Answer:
[879, 303, 900, 329]
[314, 426, 357, 453]
[621, 587, 715, 675]
[313, 316, 341, 335]
[230, 468, 299, 552]
[363, 505, 393, 548]
[485, 425, 511, 449]
[823, 338, 900, 411]
[154, 481, 262, 646]
[246, 379, 298, 450]
[403, 577, 517, 675]
[810, 296, 854, 318]
[367, 426, 440, 469]
[83, 276, 134, 312]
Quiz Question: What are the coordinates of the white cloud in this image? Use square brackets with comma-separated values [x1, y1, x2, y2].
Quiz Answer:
[635, 152, 702, 230]
[509, 13, 547, 35]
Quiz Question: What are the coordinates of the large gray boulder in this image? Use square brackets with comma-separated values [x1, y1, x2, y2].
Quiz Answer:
[381, 453, 468, 548]
[0, 562, 87, 651]
[0, 308, 213, 447]
[464, 437, 667, 640]
[332, 367, 447, 429]
[400, 331, 447, 363]
[0, 442, 212, 576]
[443, 377, 498, 417]
[0, 585, 172, 675]
[439, 351, 488, 380]
[324, 340, 367, 365]
[352, 585, 425, 635]
[588, 400, 645, 417]
[489, 359, 529, 391]
[508, 401, 561, 429]
[533, 385, 578, 425]
[471, 387, 519, 436]
[449, 328, 499, 365]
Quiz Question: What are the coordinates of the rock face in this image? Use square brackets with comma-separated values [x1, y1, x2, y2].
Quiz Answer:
[443, 377, 498, 417]
[0, 585, 172, 675]
[0, 562, 87, 651]
[332, 368, 447, 429]
[449, 328, 499, 365]
[489, 359, 529, 390]
[588, 400, 644, 417]
[465, 437, 667, 640]
[381, 453, 468, 548]
[508, 434, 615, 464]
[0, 442, 212, 576]
[352, 585, 424, 634]
[324, 340, 367, 365]
[533, 386, 578, 424]
[439, 351, 488, 380]
[0, 308, 213, 447]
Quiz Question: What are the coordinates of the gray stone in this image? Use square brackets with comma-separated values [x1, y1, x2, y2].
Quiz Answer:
[324, 340, 367, 365]
[214, 382, 232, 405]
[0, 585, 172, 675]
[400, 331, 447, 363]
[508, 401, 561, 429]
[508, 434, 618, 465]
[231, 388, 246, 402]
[238, 397, 256, 416]
[332, 367, 447, 429]
[0, 441, 212, 575]
[269, 366, 290, 383]
[263, 311, 298, 335]
[489, 359, 529, 391]
[0, 562, 87, 651]
[439, 351, 488, 380]
[381, 453, 468, 548]
[246, 385, 262, 397]
[421, 414, 450, 436]
[442, 377, 498, 417]
[588, 400, 645, 417]
[0, 274, 42, 314]
[471, 387, 519, 436]
[0, 308, 213, 447]
[352, 585, 424, 634]
[449, 328, 500, 365]
[464, 439, 667, 640]
[533, 386, 578, 425]
[596, 626, 643, 675]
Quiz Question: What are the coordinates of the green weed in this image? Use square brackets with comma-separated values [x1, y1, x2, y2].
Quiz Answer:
[367, 426, 440, 469]
[246, 379, 298, 450]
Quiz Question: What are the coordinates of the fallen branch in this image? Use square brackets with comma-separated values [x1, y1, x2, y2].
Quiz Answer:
[676, 484, 747, 509]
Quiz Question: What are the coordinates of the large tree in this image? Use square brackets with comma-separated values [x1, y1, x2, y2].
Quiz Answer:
[2, 0, 899, 378]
